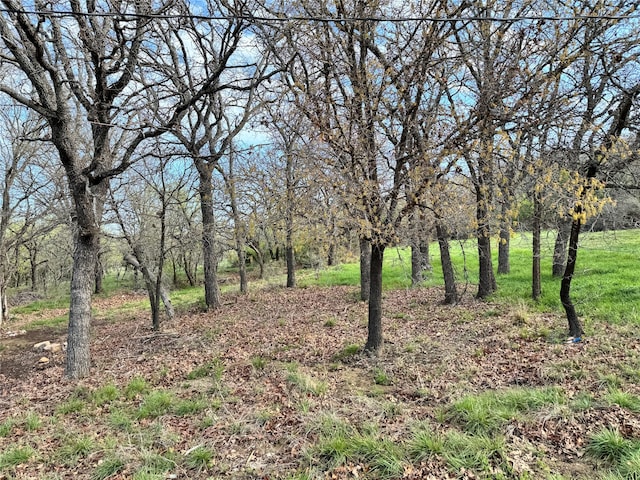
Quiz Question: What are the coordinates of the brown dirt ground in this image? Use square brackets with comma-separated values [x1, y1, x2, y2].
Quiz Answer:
[1, 286, 639, 479]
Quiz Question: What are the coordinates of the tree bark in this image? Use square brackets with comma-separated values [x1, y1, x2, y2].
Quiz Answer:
[552, 218, 571, 277]
[94, 248, 104, 294]
[560, 218, 584, 338]
[198, 167, 221, 310]
[436, 222, 458, 304]
[359, 237, 371, 302]
[0, 273, 7, 327]
[497, 220, 510, 274]
[532, 191, 542, 301]
[65, 229, 98, 379]
[365, 243, 384, 352]
[124, 252, 174, 321]
[476, 186, 497, 298]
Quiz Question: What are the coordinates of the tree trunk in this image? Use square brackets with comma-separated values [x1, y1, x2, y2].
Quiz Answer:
[359, 237, 371, 302]
[285, 244, 295, 288]
[497, 217, 511, 274]
[552, 219, 571, 277]
[327, 242, 336, 266]
[65, 230, 97, 379]
[29, 247, 37, 291]
[94, 248, 104, 294]
[183, 253, 196, 287]
[124, 252, 174, 322]
[475, 178, 497, 299]
[532, 191, 542, 301]
[411, 244, 422, 287]
[476, 188, 497, 298]
[198, 168, 221, 310]
[365, 243, 384, 352]
[560, 218, 584, 339]
[436, 222, 458, 305]
[0, 273, 7, 327]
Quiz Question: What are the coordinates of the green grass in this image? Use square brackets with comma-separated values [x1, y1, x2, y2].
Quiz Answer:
[92, 456, 125, 480]
[187, 358, 224, 381]
[186, 446, 214, 470]
[448, 387, 564, 434]
[298, 229, 640, 326]
[586, 428, 634, 464]
[125, 376, 150, 399]
[286, 364, 328, 396]
[0, 446, 35, 469]
[137, 390, 176, 419]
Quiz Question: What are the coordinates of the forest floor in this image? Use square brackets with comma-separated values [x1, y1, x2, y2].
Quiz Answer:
[1, 285, 640, 479]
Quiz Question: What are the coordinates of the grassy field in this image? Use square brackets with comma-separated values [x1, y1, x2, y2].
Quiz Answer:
[0, 229, 639, 479]
[300, 229, 640, 327]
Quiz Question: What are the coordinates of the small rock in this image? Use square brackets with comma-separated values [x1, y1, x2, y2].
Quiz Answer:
[33, 341, 51, 351]
[44, 343, 62, 353]
[38, 357, 50, 364]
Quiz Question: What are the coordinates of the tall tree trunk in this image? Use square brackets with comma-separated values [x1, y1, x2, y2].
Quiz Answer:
[411, 244, 422, 287]
[327, 242, 336, 266]
[359, 237, 371, 302]
[476, 186, 497, 299]
[285, 242, 295, 288]
[124, 252, 174, 322]
[285, 151, 296, 288]
[365, 243, 384, 352]
[237, 248, 248, 294]
[94, 247, 104, 294]
[29, 247, 37, 291]
[497, 202, 511, 274]
[436, 222, 458, 304]
[0, 272, 7, 327]
[198, 168, 221, 310]
[560, 218, 584, 338]
[65, 229, 98, 379]
[552, 218, 571, 277]
[532, 190, 542, 301]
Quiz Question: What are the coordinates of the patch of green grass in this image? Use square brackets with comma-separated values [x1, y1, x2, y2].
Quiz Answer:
[186, 446, 214, 470]
[250, 356, 267, 371]
[314, 429, 405, 478]
[373, 367, 392, 386]
[286, 366, 328, 396]
[173, 397, 208, 416]
[58, 435, 96, 464]
[441, 430, 506, 473]
[586, 428, 635, 464]
[137, 390, 176, 419]
[92, 456, 125, 480]
[570, 392, 595, 411]
[23, 411, 42, 431]
[448, 387, 564, 434]
[125, 376, 150, 399]
[0, 445, 35, 469]
[92, 383, 120, 406]
[407, 425, 446, 461]
[323, 317, 337, 327]
[619, 449, 640, 479]
[136, 451, 176, 476]
[298, 230, 640, 325]
[108, 408, 133, 431]
[605, 389, 640, 412]
[187, 358, 224, 381]
[56, 398, 86, 415]
[333, 343, 360, 361]
[0, 418, 16, 437]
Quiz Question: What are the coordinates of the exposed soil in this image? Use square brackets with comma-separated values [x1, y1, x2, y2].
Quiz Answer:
[0, 327, 65, 380]
[1, 286, 639, 479]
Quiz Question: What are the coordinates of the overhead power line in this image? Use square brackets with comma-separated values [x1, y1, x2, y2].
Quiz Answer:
[1, 7, 640, 23]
